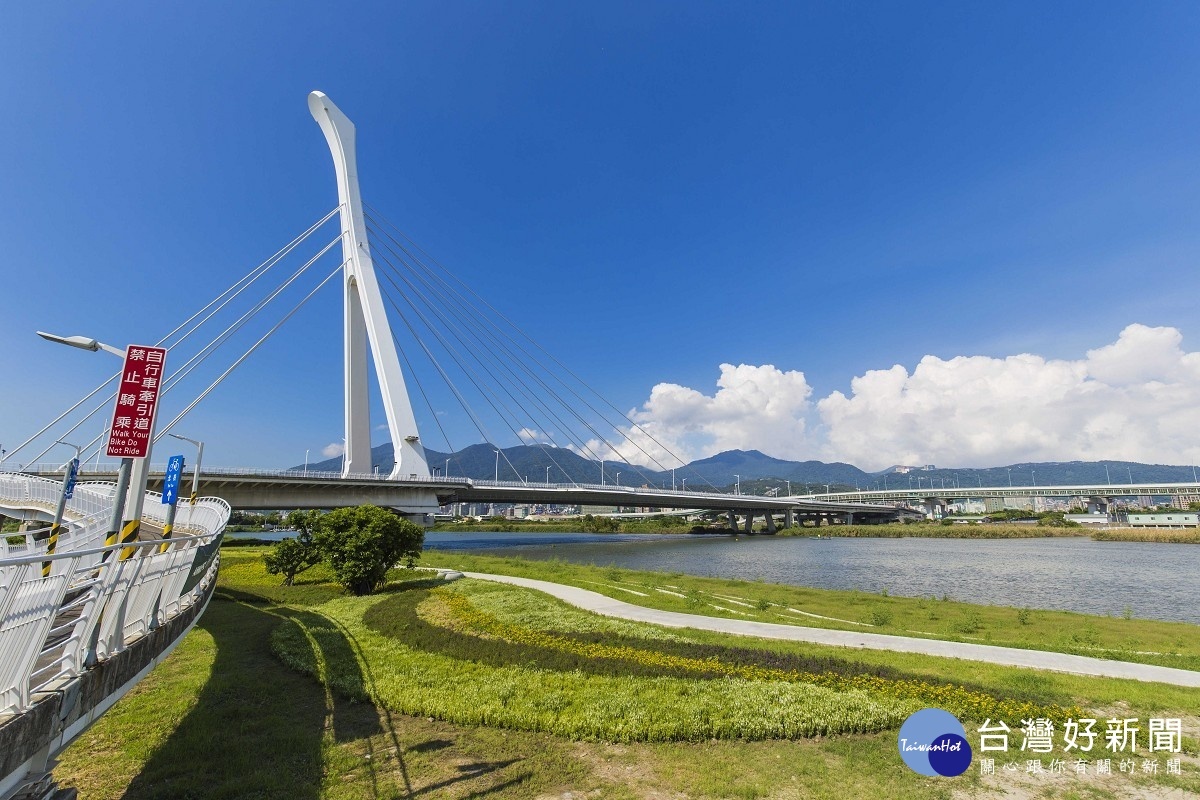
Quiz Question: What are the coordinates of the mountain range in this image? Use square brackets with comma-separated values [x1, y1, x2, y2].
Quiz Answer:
[295, 444, 1199, 492]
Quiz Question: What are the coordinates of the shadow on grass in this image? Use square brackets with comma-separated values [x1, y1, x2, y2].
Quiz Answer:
[121, 587, 525, 799]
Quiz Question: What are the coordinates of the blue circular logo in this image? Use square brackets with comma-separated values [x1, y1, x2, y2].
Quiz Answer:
[898, 708, 973, 777]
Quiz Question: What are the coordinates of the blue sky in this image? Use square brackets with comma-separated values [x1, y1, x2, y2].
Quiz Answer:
[3, 3, 1200, 471]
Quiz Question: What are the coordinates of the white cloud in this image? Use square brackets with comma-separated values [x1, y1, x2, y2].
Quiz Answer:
[601, 363, 815, 467]
[819, 323, 1200, 470]
[321, 442, 344, 458]
[613, 324, 1200, 470]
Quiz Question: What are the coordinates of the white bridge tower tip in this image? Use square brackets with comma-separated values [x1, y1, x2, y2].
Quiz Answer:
[308, 91, 431, 482]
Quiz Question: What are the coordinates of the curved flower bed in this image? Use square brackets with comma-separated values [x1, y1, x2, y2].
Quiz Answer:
[270, 581, 1082, 743]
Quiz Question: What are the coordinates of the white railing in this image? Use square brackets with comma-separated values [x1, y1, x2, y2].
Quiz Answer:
[0, 474, 229, 719]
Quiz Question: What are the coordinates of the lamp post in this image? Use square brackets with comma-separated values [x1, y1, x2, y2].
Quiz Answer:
[166, 434, 204, 503]
[304, 449, 310, 476]
[494, 449, 500, 482]
[1031, 469, 1036, 487]
[1127, 467, 1133, 485]
[615, 471, 621, 487]
[43, 440, 82, 576]
[545, 466, 551, 483]
[786, 479, 792, 495]
[38, 331, 137, 560]
[671, 468, 675, 490]
[681, 478, 686, 491]
[734, 474, 740, 495]
[600, 459, 605, 486]
[1007, 468, 1012, 487]
[445, 458, 450, 479]
[165, 433, 203, 552]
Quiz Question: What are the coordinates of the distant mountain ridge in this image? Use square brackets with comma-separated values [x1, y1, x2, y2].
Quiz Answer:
[294, 446, 1199, 491]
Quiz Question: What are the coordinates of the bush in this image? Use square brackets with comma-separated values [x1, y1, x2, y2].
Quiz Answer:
[262, 531, 322, 585]
[314, 505, 424, 595]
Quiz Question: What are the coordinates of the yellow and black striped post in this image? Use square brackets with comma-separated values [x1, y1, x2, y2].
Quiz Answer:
[42, 452, 80, 577]
[100, 458, 134, 563]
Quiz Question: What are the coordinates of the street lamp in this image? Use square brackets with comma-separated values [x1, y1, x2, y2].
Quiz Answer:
[600, 459, 605, 486]
[494, 449, 500, 482]
[1104, 464, 1111, 485]
[36, 331, 126, 357]
[445, 458, 450, 479]
[167, 433, 204, 502]
[545, 466, 551, 483]
[1006, 468, 1012, 487]
[681, 478, 687, 491]
[1031, 469, 1036, 487]
[1127, 467, 1133, 485]
[38, 330, 139, 558]
[615, 471, 621, 486]
[304, 449, 310, 476]
[734, 474, 740, 495]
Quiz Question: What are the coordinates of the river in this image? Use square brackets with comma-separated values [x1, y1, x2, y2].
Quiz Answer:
[420, 531, 1200, 624]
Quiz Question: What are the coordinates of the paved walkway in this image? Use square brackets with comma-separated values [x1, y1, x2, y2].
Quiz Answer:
[461, 572, 1200, 688]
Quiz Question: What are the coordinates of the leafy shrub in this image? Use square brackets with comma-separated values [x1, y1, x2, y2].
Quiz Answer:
[262, 531, 322, 586]
[314, 505, 424, 595]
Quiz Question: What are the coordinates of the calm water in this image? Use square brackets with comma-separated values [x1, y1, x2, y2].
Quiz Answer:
[422, 532, 1200, 624]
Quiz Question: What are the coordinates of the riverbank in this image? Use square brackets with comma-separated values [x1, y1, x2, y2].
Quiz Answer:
[435, 519, 1200, 542]
[52, 549, 1199, 799]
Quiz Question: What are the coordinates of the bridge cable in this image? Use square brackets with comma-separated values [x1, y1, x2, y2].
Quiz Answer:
[363, 204, 713, 490]
[365, 212, 681, 489]
[8, 213, 341, 468]
[368, 247, 559, 482]
[54, 234, 345, 467]
[367, 227, 613, 485]
[367, 236, 601, 483]
[155, 261, 346, 442]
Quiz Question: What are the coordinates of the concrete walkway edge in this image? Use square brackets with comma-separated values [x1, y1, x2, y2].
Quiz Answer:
[461, 572, 1200, 688]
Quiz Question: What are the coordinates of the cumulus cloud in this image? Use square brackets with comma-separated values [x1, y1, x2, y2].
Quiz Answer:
[613, 324, 1200, 470]
[600, 363, 815, 467]
[321, 442, 344, 458]
[818, 324, 1200, 469]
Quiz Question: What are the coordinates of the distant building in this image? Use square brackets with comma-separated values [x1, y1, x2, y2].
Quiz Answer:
[1065, 514, 1110, 526]
[1126, 513, 1199, 528]
[1172, 494, 1200, 510]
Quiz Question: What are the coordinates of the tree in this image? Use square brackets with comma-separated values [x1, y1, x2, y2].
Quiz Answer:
[262, 532, 322, 585]
[314, 505, 424, 595]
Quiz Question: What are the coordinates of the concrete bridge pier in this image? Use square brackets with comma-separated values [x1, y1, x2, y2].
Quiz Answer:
[764, 512, 777, 534]
[845, 512, 854, 525]
[1087, 496, 1111, 515]
[784, 508, 794, 529]
[727, 510, 737, 530]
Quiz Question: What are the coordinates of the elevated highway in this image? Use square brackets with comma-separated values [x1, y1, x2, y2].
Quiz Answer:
[14, 465, 921, 526]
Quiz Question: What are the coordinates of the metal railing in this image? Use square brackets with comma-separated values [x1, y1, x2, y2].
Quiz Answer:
[0, 474, 229, 719]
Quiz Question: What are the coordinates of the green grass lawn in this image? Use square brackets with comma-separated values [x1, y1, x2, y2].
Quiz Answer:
[52, 547, 1200, 799]
[433, 553, 1200, 673]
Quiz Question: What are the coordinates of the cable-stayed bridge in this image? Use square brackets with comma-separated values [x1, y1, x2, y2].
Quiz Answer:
[0, 91, 927, 798]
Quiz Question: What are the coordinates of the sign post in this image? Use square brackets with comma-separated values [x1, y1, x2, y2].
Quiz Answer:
[104, 345, 167, 559]
[43, 454, 80, 578]
[159, 455, 185, 552]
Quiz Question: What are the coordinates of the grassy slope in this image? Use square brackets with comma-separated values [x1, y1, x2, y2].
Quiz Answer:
[52, 548, 1200, 799]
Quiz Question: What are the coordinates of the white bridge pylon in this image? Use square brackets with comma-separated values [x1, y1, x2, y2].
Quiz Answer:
[308, 91, 431, 481]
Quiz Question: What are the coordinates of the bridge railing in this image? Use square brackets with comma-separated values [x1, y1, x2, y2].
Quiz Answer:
[0, 472, 230, 719]
[0, 532, 222, 719]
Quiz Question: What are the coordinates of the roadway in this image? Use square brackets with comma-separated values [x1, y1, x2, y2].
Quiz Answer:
[12, 465, 917, 521]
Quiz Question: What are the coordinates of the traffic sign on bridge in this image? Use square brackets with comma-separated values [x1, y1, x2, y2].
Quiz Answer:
[105, 345, 166, 458]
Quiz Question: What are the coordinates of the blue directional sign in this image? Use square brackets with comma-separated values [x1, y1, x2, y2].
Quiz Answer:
[63, 458, 79, 500]
[163, 455, 185, 505]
